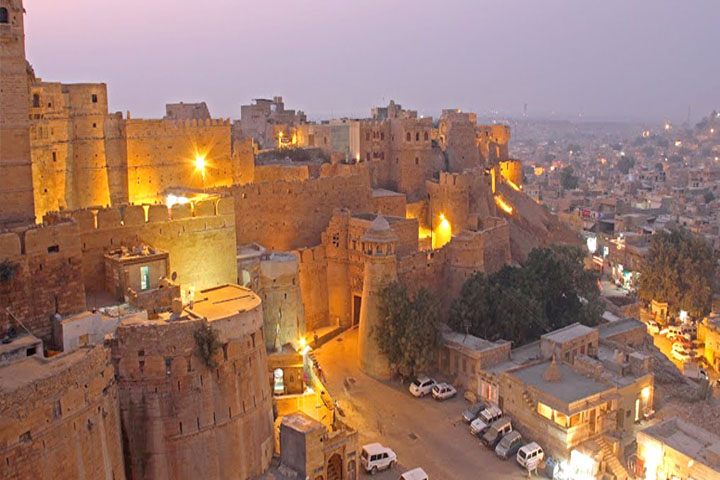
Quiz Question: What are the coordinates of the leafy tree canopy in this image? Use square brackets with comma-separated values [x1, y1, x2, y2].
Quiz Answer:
[638, 229, 717, 319]
[376, 283, 443, 377]
[560, 166, 579, 190]
[448, 245, 602, 346]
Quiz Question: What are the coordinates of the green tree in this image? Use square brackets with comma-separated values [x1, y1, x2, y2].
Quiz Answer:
[638, 229, 717, 318]
[617, 155, 636, 174]
[376, 283, 442, 377]
[448, 245, 602, 346]
[560, 166, 579, 189]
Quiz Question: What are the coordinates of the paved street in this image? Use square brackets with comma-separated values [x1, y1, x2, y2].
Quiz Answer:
[314, 328, 532, 480]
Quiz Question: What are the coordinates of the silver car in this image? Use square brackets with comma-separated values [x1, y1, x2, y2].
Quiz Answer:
[462, 402, 487, 423]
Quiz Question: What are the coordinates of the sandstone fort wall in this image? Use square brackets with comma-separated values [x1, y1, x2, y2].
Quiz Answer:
[0, 221, 86, 340]
[0, 346, 125, 480]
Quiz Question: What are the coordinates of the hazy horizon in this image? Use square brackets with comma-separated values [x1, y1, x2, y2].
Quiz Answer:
[24, 0, 720, 123]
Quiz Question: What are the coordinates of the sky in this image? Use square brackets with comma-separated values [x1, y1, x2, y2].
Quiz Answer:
[24, 0, 720, 123]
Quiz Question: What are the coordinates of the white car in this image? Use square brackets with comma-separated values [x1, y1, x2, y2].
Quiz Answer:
[646, 320, 660, 335]
[431, 382, 457, 401]
[399, 467, 428, 480]
[409, 376, 436, 397]
[361, 443, 397, 475]
[671, 343, 694, 362]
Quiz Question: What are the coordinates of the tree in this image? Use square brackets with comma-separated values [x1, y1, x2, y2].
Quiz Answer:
[703, 191, 715, 204]
[376, 283, 442, 377]
[617, 155, 636, 175]
[448, 245, 602, 346]
[638, 229, 717, 319]
[194, 322, 221, 368]
[560, 166, 579, 190]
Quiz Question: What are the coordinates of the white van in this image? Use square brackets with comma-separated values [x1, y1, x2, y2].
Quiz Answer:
[361, 443, 397, 475]
[516, 442, 544, 469]
[399, 467, 428, 480]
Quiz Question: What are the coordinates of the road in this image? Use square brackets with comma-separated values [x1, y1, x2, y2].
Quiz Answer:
[314, 328, 531, 480]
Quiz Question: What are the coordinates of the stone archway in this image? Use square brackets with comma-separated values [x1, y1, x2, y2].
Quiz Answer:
[327, 453, 343, 480]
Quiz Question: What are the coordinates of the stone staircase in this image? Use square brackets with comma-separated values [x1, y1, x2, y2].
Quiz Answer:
[597, 437, 630, 480]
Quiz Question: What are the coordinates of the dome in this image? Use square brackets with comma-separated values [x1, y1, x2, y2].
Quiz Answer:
[362, 214, 398, 244]
[369, 214, 391, 233]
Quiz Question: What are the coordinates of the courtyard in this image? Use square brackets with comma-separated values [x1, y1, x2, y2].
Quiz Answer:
[313, 328, 531, 479]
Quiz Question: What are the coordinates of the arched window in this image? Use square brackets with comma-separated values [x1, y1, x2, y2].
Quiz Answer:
[424, 131, 429, 141]
[0, 8, 8, 24]
[32, 94, 40, 108]
[416, 132, 420, 141]
[406, 132, 411, 142]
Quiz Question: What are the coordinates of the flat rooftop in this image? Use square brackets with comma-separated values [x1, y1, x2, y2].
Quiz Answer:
[184, 284, 261, 321]
[0, 347, 92, 392]
[443, 330, 505, 353]
[598, 318, 645, 340]
[511, 360, 613, 408]
[641, 418, 720, 471]
[281, 412, 324, 433]
[541, 323, 596, 343]
[372, 188, 405, 198]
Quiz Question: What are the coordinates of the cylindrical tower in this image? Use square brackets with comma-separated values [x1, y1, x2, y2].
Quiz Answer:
[113, 284, 274, 480]
[0, 0, 35, 226]
[258, 252, 306, 351]
[357, 215, 398, 380]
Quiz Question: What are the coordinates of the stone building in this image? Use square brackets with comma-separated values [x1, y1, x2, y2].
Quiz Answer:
[0, 345, 126, 480]
[699, 313, 720, 371]
[113, 284, 274, 480]
[357, 215, 397, 379]
[258, 252, 306, 351]
[279, 412, 358, 480]
[237, 96, 306, 149]
[636, 418, 720, 480]
[0, 0, 35, 227]
[164, 102, 211, 121]
[104, 244, 169, 301]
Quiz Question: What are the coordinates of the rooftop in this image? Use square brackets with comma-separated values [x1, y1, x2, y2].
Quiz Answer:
[443, 330, 508, 354]
[541, 323, 595, 344]
[598, 318, 645, 340]
[184, 284, 261, 321]
[641, 418, 720, 471]
[372, 188, 405, 198]
[281, 412, 324, 434]
[0, 347, 93, 392]
[510, 360, 613, 408]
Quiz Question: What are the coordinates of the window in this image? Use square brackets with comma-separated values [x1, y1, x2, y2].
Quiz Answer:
[140, 265, 150, 290]
[424, 131, 429, 141]
[91, 94, 98, 103]
[406, 132, 411, 142]
[47, 245, 60, 253]
[0, 8, 8, 24]
[32, 94, 40, 108]
[416, 132, 420, 141]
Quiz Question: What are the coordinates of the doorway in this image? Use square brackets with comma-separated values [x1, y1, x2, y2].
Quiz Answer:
[327, 453, 343, 480]
[352, 295, 362, 325]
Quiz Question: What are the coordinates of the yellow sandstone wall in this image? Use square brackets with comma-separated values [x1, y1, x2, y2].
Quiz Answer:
[0, 346, 125, 480]
[125, 118, 234, 204]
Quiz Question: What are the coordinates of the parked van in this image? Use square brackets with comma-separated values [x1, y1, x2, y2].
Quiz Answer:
[399, 467, 428, 480]
[361, 443, 397, 475]
[469, 406, 502, 436]
[481, 417, 512, 448]
[516, 442, 544, 469]
[495, 431, 523, 459]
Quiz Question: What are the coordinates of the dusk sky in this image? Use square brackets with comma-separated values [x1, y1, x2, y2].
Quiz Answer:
[25, 0, 720, 122]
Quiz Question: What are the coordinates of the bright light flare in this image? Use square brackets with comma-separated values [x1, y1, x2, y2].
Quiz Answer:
[494, 195, 514, 215]
[166, 194, 190, 209]
[432, 213, 452, 249]
[506, 179, 521, 191]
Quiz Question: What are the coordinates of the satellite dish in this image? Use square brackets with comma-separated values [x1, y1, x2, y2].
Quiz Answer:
[171, 271, 178, 281]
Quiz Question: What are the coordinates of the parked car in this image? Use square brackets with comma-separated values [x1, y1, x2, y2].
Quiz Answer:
[495, 430, 523, 459]
[481, 417, 512, 448]
[462, 402, 487, 423]
[409, 376, 436, 397]
[470, 406, 503, 436]
[667, 326, 691, 342]
[361, 443, 397, 475]
[672, 343, 695, 362]
[516, 442, 544, 470]
[399, 467, 428, 480]
[431, 382, 457, 401]
[646, 320, 660, 335]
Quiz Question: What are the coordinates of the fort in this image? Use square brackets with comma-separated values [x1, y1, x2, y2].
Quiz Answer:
[0, 2, 581, 478]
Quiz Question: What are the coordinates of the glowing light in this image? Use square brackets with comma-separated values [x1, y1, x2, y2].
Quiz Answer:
[433, 213, 452, 249]
[568, 450, 596, 480]
[711, 128, 715, 134]
[641, 386, 651, 401]
[166, 194, 190, 209]
[506, 179, 522, 192]
[640, 440, 663, 480]
[587, 236, 597, 254]
[494, 195, 514, 215]
[534, 166, 545, 176]
[194, 153, 207, 180]
[664, 122, 671, 131]
[674, 140, 682, 147]
[679, 310, 688, 322]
